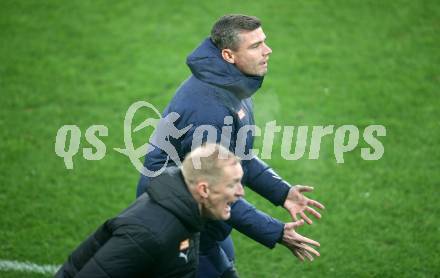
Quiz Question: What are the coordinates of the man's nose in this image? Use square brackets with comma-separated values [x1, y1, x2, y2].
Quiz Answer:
[263, 42, 272, 56]
[235, 183, 245, 198]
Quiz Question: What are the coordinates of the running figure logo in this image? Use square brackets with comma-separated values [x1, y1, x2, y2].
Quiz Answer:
[114, 101, 192, 177]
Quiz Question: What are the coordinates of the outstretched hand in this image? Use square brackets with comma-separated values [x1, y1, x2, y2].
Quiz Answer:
[283, 185, 325, 224]
[281, 220, 320, 262]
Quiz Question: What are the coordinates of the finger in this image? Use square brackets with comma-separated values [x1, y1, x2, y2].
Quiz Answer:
[292, 213, 298, 222]
[293, 219, 304, 228]
[296, 185, 314, 192]
[300, 211, 313, 225]
[305, 206, 321, 219]
[292, 242, 321, 257]
[294, 233, 320, 247]
[285, 220, 304, 230]
[301, 250, 314, 261]
[292, 249, 304, 262]
[295, 248, 313, 262]
[308, 199, 325, 210]
[301, 244, 321, 257]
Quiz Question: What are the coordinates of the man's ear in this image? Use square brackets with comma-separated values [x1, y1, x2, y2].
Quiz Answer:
[221, 49, 235, 64]
[196, 181, 209, 199]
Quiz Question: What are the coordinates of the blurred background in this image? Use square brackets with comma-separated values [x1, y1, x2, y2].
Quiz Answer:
[0, 0, 438, 277]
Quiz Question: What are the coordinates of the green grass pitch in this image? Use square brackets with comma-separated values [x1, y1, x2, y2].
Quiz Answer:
[0, 0, 438, 277]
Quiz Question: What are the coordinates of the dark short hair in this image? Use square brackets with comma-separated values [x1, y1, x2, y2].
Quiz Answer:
[211, 14, 261, 50]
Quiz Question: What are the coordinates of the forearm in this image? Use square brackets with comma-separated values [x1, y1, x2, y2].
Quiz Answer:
[226, 198, 284, 249]
[242, 156, 291, 206]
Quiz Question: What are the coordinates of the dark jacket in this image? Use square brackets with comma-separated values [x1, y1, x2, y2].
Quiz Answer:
[57, 167, 204, 278]
[137, 38, 291, 248]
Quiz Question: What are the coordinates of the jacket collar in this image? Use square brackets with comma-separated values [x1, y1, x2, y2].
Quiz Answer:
[186, 38, 264, 100]
[147, 167, 204, 232]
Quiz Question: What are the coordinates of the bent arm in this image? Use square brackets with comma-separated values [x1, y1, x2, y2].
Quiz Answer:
[226, 198, 284, 249]
[242, 156, 291, 206]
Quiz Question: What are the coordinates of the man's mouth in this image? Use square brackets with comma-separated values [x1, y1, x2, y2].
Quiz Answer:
[226, 202, 233, 212]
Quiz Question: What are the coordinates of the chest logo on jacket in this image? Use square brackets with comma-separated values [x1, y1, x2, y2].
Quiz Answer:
[178, 239, 190, 263]
[237, 108, 246, 120]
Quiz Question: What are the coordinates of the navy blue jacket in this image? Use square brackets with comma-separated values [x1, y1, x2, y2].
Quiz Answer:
[137, 38, 291, 248]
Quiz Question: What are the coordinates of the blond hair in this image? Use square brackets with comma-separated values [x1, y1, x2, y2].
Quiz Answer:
[181, 144, 240, 187]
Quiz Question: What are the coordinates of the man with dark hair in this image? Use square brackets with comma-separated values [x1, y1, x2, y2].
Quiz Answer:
[56, 144, 245, 278]
[211, 15, 262, 51]
[137, 14, 324, 277]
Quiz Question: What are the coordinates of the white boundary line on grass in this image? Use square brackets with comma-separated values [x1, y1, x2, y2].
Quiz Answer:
[0, 259, 60, 275]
